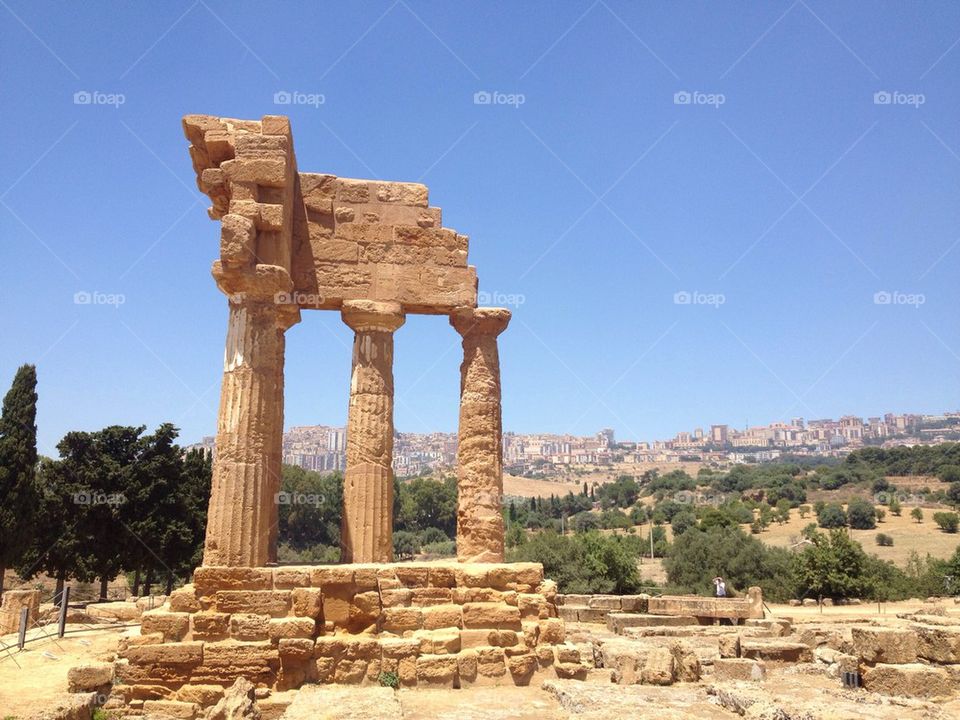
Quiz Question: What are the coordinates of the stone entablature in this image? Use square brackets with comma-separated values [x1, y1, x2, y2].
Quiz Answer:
[113, 562, 586, 705]
[183, 114, 477, 315]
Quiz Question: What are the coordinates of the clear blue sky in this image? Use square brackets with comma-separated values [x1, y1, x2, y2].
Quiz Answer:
[2, 1, 959, 456]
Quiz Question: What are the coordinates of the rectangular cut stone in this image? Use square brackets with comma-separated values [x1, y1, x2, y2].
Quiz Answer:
[852, 627, 918, 664]
[862, 663, 954, 699]
[269, 618, 316, 640]
[416, 655, 458, 686]
[422, 604, 462, 630]
[125, 642, 204, 666]
[382, 607, 423, 633]
[230, 614, 269, 641]
[462, 603, 522, 630]
[311, 566, 355, 586]
[215, 590, 291, 617]
[141, 611, 190, 642]
[740, 640, 814, 664]
[203, 641, 279, 667]
[647, 589, 762, 621]
[192, 613, 230, 639]
[915, 623, 960, 663]
[273, 567, 311, 589]
[194, 567, 273, 594]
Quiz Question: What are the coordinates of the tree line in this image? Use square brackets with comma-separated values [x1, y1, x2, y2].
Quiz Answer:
[0, 365, 211, 601]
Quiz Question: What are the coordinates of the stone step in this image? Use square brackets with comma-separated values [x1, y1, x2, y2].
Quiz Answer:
[607, 613, 699, 634]
[739, 639, 813, 663]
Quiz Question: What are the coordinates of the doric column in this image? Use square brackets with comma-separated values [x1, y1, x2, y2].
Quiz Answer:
[340, 300, 405, 563]
[203, 288, 298, 567]
[450, 307, 511, 563]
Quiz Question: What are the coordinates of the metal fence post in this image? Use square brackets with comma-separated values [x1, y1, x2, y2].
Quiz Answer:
[17, 607, 29, 650]
[58, 586, 70, 639]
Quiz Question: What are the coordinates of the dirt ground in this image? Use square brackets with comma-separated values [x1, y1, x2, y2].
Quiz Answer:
[0, 623, 124, 715]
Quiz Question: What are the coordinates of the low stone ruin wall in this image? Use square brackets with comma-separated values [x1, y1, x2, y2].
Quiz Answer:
[111, 562, 589, 715]
[556, 587, 763, 627]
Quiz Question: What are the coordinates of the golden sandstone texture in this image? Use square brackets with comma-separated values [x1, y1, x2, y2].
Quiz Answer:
[113, 562, 584, 704]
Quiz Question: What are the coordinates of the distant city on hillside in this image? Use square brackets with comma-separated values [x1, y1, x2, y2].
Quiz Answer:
[185, 411, 960, 479]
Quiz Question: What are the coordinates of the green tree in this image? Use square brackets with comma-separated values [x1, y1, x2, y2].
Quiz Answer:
[933, 511, 959, 533]
[817, 503, 848, 529]
[0, 365, 39, 595]
[796, 529, 871, 600]
[278, 466, 343, 552]
[16, 457, 90, 604]
[393, 530, 418, 559]
[670, 510, 697, 536]
[798, 504, 811, 519]
[847, 498, 877, 530]
[911, 507, 923, 523]
[875, 533, 893, 546]
[947, 483, 960, 509]
[665, 525, 795, 601]
[889, 498, 902, 516]
[507, 531, 641, 594]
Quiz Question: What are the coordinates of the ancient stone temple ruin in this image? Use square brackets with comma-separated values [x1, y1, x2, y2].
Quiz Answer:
[113, 115, 584, 704]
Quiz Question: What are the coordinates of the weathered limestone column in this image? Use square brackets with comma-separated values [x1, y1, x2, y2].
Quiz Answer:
[340, 300, 405, 563]
[203, 293, 297, 567]
[450, 307, 511, 563]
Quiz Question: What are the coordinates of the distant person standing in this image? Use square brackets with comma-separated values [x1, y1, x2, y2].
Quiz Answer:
[713, 576, 726, 598]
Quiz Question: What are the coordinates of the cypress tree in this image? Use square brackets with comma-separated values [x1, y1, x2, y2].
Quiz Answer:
[0, 365, 39, 595]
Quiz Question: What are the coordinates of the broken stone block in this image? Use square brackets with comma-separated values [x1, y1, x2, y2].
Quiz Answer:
[851, 627, 918, 664]
[67, 663, 114, 693]
[640, 646, 675, 685]
[914, 622, 960, 663]
[861, 663, 954, 699]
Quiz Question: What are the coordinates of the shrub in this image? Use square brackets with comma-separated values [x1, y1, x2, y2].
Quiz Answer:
[876, 533, 894, 546]
[507, 531, 641, 594]
[817, 503, 848, 529]
[933, 512, 960, 533]
[378, 671, 399, 689]
[847, 498, 877, 530]
[911, 507, 924, 523]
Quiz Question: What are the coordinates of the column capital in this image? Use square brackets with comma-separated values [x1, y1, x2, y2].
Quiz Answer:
[342, 300, 405, 333]
[450, 307, 511, 338]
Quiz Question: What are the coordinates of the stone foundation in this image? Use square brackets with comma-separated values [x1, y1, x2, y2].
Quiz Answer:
[114, 561, 585, 710]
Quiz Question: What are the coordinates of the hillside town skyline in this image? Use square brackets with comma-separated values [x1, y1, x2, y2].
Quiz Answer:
[186, 409, 960, 478]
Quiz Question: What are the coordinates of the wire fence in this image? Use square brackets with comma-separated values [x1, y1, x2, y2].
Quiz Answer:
[0, 586, 157, 667]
